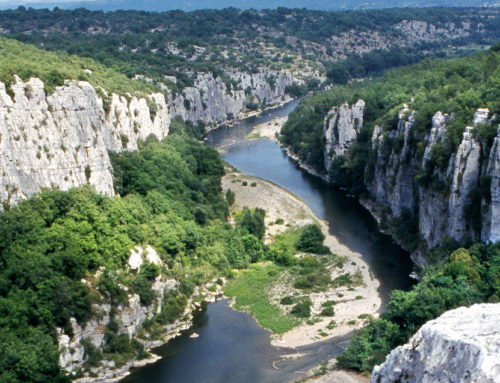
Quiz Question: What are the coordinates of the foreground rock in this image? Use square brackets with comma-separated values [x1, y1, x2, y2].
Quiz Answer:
[371, 303, 500, 383]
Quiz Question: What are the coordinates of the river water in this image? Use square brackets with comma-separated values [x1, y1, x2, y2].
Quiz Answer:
[122, 100, 413, 383]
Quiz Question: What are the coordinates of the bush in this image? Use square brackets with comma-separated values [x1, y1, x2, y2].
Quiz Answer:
[280, 296, 295, 305]
[290, 298, 312, 318]
[225, 189, 235, 206]
[237, 207, 265, 240]
[296, 224, 329, 254]
[320, 306, 335, 316]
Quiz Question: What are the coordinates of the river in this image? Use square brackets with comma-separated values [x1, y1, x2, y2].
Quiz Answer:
[122, 100, 413, 383]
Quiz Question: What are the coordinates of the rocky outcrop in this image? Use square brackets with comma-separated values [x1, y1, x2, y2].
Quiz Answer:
[0, 76, 170, 208]
[482, 127, 500, 243]
[394, 20, 473, 43]
[170, 70, 295, 124]
[57, 246, 178, 374]
[323, 99, 364, 170]
[57, 245, 225, 381]
[323, 101, 500, 256]
[371, 303, 500, 383]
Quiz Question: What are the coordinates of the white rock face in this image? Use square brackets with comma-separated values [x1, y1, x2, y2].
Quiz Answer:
[371, 303, 500, 383]
[323, 102, 500, 254]
[170, 70, 296, 124]
[482, 128, 500, 243]
[448, 126, 481, 241]
[128, 245, 162, 270]
[323, 99, 364, 170]
[0, 69, 302, 208]
[394, 20, 472, 43]
[0, 76, 170, 208]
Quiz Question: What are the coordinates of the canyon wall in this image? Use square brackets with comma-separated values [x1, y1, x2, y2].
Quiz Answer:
[0, 69, 299, 208]
[0, 76, 170, 207]
[324, 101, 500, 256]
[169, 70, 295, 123]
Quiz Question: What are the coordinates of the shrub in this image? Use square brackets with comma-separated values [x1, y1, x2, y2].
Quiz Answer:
[290, 298, 312, 318]
[225, 189, 235, 206]
[296, 224, 329, 254]
[320, 306, 335, 316]
[280, 296, 295, 305]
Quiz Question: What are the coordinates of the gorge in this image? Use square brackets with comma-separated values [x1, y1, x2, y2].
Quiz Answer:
[0, 6, 498, 383]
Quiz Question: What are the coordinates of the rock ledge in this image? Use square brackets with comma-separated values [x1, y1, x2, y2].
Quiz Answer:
[371, 303, 500, 383]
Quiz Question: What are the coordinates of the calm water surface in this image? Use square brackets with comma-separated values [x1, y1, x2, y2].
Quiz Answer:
[122, 100, 413, 383]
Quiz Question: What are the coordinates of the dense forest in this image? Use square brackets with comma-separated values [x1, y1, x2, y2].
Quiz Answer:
[0, 120, 271, 382]
[0, 7, 498, 93]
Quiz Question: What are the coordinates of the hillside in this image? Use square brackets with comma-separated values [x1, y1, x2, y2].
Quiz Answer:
[0, 7, 498, 93]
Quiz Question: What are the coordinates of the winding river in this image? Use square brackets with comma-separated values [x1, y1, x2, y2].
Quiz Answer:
[122, 100, 413, 383]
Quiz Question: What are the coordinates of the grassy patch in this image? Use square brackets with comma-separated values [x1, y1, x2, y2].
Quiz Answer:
[224, 262, 300, 334]
[246, 132, 262, 140]
[268, 228, 301, 258]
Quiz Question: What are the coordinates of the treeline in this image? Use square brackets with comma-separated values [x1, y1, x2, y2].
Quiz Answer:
[0, 36, 157, 96]
[0, 121, 265, 382]
[0, 6, 496, 42]
[338, 242, 500, 372]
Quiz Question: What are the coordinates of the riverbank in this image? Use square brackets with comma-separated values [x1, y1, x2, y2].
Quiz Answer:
[221, 170, 382, 349]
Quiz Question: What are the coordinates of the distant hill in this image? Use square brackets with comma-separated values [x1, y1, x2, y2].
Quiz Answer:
[0, 0, 498, 11]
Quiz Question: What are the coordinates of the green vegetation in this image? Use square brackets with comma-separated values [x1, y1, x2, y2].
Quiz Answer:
[0, 120, 258, 382]
[290, 297, 312, 318]
[0, 36, 157, 96]
[224, 263, 300, 333]
[296, 224, 329, 254]
[226, 222, 349, 327]
[235, 207, 266, 240]
[338, 243, 500, 372]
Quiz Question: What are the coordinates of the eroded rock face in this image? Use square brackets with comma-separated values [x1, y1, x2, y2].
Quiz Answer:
[0, 77, 170, 208]
[482, 128, 500, 243]
[371, 303, 500, 383]
[0, 69, 301, 208]
[170, 70, 296, 124]
[323, 101, 500, 256]
[323, 99, 364, 170]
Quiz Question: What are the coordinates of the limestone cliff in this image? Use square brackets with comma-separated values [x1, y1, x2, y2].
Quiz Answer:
[170, 70, 295, 124]
[324, 102, 500, 257]
[0, 68, 299, 208]
[323, 99, 365, 170]
[371, 303, 500, 383]
[0, 76, 170, 208]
